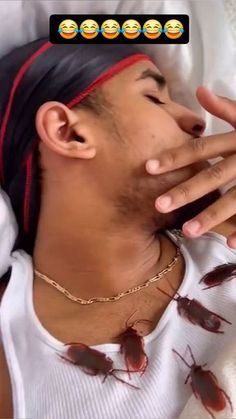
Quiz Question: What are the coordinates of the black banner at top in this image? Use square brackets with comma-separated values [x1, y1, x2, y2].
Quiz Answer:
[49, 14, 189, 44]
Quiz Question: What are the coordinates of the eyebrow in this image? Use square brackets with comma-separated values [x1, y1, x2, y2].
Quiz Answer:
[135, 69, 167, 91]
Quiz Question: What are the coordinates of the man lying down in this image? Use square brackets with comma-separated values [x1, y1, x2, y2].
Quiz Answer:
[1, 39, 236, 419]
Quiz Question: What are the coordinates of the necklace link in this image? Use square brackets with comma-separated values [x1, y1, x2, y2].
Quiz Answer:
[34, 244, 181, 305]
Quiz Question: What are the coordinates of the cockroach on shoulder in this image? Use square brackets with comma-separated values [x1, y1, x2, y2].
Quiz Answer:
[172, 344, 233, 419]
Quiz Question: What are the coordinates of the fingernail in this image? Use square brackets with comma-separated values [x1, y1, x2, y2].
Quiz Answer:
[146, 160, 160, 173]
[156, 195, 172, 209]
[183, 220, 201, 234]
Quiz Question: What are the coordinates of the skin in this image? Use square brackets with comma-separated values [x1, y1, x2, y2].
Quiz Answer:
[32, 60, 222, 340]
[146, 87, 236, 248]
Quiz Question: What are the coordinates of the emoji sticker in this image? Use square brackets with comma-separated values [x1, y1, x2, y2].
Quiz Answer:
[80, 19, 99, 39]
[122, 19, 141, 39]
[143, 19, 162, 39]
[164, 19, 184, 39]
[101, 19, 120, 39]
[58, 19, 79, 39]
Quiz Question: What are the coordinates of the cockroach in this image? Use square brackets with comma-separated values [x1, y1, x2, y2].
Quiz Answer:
[172, 344, 233, 419]
[55, 341, 141, 389]
[155, 280, 232, 333]
[199, 263, 236, 290]
[114, 310, 153, 379]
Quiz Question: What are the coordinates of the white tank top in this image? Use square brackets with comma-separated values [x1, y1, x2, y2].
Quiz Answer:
[1, 229, 236, 419]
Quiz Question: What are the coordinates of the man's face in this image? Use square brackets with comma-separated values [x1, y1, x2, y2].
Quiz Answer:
[85, 60, 221, 231]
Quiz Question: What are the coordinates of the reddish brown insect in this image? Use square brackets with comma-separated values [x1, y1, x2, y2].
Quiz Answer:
[56, 342, 141, 389]
[155, 280, 232, 333]
[199, 263, 236, 290]
[114, 310, 152, 379]
[172, 345, 233, 419]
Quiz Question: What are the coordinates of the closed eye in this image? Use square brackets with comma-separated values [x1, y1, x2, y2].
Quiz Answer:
[145, 95, 165, 105]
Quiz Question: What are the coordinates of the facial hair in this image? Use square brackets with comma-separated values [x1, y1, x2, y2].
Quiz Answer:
[114, 161, 222, 233]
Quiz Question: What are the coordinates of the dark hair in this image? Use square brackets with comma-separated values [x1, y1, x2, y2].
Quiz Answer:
[0, 38, 150, 256]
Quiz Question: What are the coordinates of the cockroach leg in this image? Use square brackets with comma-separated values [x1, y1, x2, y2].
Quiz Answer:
[64, 341, 81, 346]
[125, 310, 139, 328]
[56, 352, 76, 365]
[139, 357, 149, 377]
[110, 371, 141, 389]
[131, 319, 153, 328]
[172, 348, 191, 369]
[220, 388, 233, 412]
[204, 404, 216, 419]
[213, 313, 232, 325]
[185, 373, 191, 385]
[187, 345, 195, 364]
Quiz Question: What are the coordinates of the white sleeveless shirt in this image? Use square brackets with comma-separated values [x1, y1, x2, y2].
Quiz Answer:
[1, 229, 236, 419]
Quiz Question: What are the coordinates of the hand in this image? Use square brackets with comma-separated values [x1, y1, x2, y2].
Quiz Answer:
[145, 86, 236, 248]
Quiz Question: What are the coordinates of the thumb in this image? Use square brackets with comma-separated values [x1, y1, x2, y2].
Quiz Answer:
[196, 86, 236, 128]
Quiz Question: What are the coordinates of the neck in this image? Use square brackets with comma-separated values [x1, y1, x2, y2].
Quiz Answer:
[33, 222, 169, 300]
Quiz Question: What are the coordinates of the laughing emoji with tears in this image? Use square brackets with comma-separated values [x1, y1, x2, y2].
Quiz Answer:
[101, 19, 120, 39]
[122, 19, 141, 39]
[164, 19, 184, 39]
[58, 19, 79, 39]
[80, 19, 99, 39]
[143, 19, 162, 39]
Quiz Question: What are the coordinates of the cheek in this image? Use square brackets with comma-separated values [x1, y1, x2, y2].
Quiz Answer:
[122, 105, 180, 156]
[126, 122, 179, 164]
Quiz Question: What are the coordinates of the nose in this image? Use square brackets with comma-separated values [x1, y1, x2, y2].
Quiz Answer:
[171, 103, 206, 137]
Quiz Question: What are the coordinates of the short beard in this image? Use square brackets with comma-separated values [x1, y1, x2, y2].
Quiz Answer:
[113, 174, 222, 235]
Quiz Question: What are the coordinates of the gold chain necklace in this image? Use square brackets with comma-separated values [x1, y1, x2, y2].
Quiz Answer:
[33, 238, 182, 305]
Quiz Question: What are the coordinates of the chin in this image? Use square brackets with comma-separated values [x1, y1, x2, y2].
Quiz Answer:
[117, 160, 222, 233]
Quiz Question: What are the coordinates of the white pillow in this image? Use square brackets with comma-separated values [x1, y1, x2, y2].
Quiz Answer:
[0, 188, 18, 277]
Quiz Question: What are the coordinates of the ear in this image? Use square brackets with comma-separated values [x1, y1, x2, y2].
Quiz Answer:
[35, 101, 96, 159]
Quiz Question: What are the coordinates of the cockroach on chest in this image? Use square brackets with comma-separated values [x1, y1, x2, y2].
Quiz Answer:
[199, 262, 236, 290]
[155, 280, 231, 333]
[114, 310, 153, 379]
[172, 344, 233, 419]
[56, 341, 141, 389]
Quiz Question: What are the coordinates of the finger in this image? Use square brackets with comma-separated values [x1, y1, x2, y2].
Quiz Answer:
[227, 232, 236, 249]
[196, 86, 236, 128]
[180, 187, 236, 238]
[155, 155, 236, 212]
[146, 131, 236, 175]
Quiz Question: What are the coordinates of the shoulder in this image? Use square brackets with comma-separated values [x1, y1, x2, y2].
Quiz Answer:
[0, 281, 8, 300]
[0, 282, 13, 418]
[0, 341, 13, 418]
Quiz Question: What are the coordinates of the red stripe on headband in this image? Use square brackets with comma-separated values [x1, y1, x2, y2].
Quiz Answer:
[0, 41, 53, 184]
[66, 53, 153, 109]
